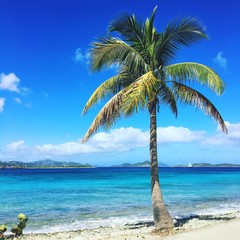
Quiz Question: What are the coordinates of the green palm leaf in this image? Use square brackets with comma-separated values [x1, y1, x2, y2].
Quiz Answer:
[82, 75, 121, 115]
[173, 82, 227, 133]
[157, 80, 178, 116]
[121, 71, 178, 117]
[82, 89, 126, 143]
[145, 6, 157, 45]
[109, 9, 159, 67]
[108, 11, 145, 46]
[90, 37, 148, 73]
[122, 71, 159, 115]
[166, 62, 225, 95]
[82, 68, 142, 115]
[156, 17, 208, 65]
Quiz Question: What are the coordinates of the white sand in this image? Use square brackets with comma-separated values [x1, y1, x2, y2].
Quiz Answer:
[16, 213, 240, 240]
[165, 218, 240, 240]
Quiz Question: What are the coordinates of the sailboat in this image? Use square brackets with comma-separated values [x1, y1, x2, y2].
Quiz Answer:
[187, 162, 192, 167]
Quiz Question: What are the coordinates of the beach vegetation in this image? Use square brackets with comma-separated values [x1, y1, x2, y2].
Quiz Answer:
[0, 214, 28, 240]
[0, 225, 7, 240]
[82, 7, 227, 234]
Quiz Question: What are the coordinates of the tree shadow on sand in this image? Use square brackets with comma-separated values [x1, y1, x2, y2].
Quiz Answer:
[125, 213, 236, 230]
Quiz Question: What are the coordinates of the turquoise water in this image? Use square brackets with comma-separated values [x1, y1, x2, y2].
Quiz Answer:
[1, 167, 240, 233]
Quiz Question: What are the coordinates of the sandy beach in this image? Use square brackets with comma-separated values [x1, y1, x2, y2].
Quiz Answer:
[17, 212, 239, 240]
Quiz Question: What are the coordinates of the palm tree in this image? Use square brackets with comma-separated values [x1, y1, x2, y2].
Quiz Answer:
[82, 7, 227, 233]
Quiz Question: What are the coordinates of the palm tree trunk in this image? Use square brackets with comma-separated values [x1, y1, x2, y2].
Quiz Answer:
[148, 101, 174, 233]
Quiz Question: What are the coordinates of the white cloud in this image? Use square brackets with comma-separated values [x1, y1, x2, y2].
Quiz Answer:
[19, 86, 31, 95]
[213, 51, 227, 70]
[6, 140, 25, 151]
[33, 128, 147, 156]
[0, 98, 5, 112]
[35, 141, 96, 155]
[13, 97, 32, 108]
[157, 126, 206, 143]
[89, 127, 149, 151]
[1, 126, 207, 157]
[14, 98, 22, 104]
[75, 48, 89, 63]
[90, 126, 205, 149]
[1, 122, 239, 162]
[0, 73, 30, 97]
[0, 73, 20, 92]
[203, 122, 240, 146]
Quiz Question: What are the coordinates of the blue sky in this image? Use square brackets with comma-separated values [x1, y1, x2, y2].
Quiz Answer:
[1, 0, 240, 166]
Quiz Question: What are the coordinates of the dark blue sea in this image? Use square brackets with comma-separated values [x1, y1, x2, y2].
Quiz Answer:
[1, 167, 240, 233]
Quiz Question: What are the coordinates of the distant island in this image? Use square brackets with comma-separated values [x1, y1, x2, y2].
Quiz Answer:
[111, 160, 169, 167]
[0, 159, 92, 169]
[175, 163, 240, 168]
[0, 160, 169, 169]
[1, 160, 240, 169]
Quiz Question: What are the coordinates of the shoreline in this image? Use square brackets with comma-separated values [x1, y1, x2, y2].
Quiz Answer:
[2, 166, 240, 169]
[20, 212, 240, 240]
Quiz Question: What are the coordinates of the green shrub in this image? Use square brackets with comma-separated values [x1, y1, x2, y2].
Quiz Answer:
[0, 214, 28, 239]
[0, 225, 7, 240]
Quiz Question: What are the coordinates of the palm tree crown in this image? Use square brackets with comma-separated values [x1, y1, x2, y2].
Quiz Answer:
[82, 7, 227, 142]
[82, 7, 227, 232]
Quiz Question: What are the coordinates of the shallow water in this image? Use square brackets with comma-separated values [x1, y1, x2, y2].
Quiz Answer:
[1, 167, 240, 233]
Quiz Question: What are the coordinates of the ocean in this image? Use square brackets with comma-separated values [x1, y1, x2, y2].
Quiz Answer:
[1, 167, 240, 233]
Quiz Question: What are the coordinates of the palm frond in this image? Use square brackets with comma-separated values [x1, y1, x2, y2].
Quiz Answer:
[122, 71, 160, 116]
[145, 6, 157, 45]
[109, 9, 160, 67]
[90, 37, 148, 73]
[156, 17, 207, 65]
[166, 62, 225, 95]
[82, 69, 140, 115]
[82, 75, 121, 115]
[108, 11, 145, 46]
[173, 82, 228, 133]
[157, 81, 178, 117]
[82, 89, 126, 143]
[122, 80, 178, 121]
